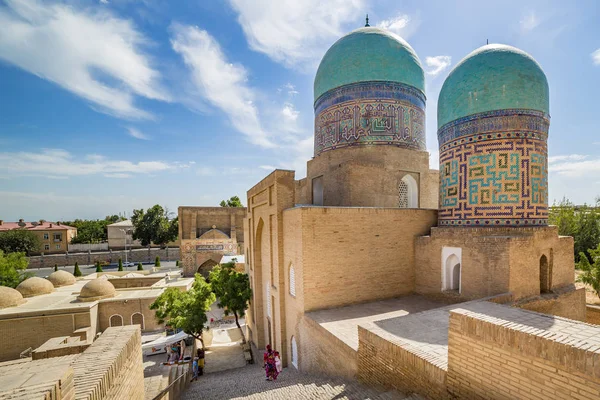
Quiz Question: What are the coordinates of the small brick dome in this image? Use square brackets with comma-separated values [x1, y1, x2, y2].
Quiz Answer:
[47, 270, 76, 287]
[16, 277, 55, 298]
[78, 279, 116, 302]
[0, 286, 26, 308]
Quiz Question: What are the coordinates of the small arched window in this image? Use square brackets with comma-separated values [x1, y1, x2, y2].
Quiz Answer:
[109, 314, 123, 327]
[400, 175, 419, 208]
[289, 265, 296, 297]
[291, 336, 298, 368]
[131, 313, 145, 330]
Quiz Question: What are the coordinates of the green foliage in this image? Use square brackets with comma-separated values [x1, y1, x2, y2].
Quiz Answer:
[576, 243, 600, 298]
[176, 260, 179, 267]
[118, 258, 123, 272]
[209, 261, 252, 342]
[95, 261, 103, 273]
[131, 205, 178, 247]
[54, 264, 58, 272]
[155, 256, 161, 267]
[549, 197, 600, 262]
[0, 229, 42, 255]
[220, 196, 244, 208]
[0, 250, 31, 288]
[150, 274, 215, 341]
[137, 262, 144, 271]
[73, 262, 82, 277]
[65, 216, 125, 244]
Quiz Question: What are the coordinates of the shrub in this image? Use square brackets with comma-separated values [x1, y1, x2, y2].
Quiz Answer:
[73, 262, 82, 277]
[54, 264, 58, 272]
[137, 262, 144, 271]
[155, 256, 161, 267]
[95, 261, 103, 273]
[118, 258, 123, 272]
[176, 260, 180, 267]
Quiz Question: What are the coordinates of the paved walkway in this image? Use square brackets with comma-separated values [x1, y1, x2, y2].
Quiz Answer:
[182, 361, 419, 400]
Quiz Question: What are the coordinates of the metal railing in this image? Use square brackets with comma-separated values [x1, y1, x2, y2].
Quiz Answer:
[151, 370, 188, 400]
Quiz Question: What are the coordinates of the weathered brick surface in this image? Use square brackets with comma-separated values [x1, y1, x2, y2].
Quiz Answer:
[587, 305, 600, 325]
[515, 286, 586, 321]
[447, 302, 600, 400]
[28, 247, 180, 268]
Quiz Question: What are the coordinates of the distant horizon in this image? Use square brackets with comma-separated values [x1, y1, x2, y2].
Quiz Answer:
[1, 0, 599, 219]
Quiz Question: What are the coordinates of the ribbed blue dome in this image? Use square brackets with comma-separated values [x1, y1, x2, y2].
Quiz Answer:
[314, 27, 425, 102]
[438, 44, 549, 129]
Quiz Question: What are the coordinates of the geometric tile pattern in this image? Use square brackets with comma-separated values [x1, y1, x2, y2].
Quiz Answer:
[314, 81, 426, 156]
[438, 110, 549, 227]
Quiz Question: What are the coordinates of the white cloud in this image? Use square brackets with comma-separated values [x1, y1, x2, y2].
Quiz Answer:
[376, 13, 420, 39]
[520, 11, 540, 33]
[104, 173, 131, 178]
[549, 154, 600, 177]
[281, 103, 299, 123]
[170, 24, 273, 148]
[279, 83, 299, 96]
[126, 127, 150, 140]
[425, 56, 452, 76]
[0, 148, 190, 178]
[228, 0, 364, 69]
[99, 0, 109, 4]
[0, 0, 170, 120]
[591, 49, 600, 66]
[259, 165, 276, 170]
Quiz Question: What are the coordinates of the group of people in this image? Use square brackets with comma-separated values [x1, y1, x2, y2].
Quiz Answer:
[165, 339, 186, 363]
[192, 348, 206, 381]
[263, 344, 282, 381]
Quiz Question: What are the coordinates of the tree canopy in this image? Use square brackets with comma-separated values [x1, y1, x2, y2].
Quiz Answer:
[209, 260, 252, 343]
[0, 250, 31, 288]
[577, 243, 600, 298]
[150, 274, 215, 346]
[0, 229, 41, 255]
[131, 205, 178, 247]
[220, 196, 244, 208]
[549, 197, 600, 262]
[64, 215, 126, 244]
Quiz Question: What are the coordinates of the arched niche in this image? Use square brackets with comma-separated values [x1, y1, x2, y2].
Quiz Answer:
[109, 314, 123, 327]
[399, 174, 418, 208]
[442, 247, 462, 293]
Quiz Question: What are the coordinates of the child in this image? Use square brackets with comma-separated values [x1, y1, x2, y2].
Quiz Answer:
[274, 351, 282, 374]
[191, 357, 199, 382]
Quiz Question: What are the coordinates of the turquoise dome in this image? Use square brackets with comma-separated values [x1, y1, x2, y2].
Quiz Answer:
[314, 27, 425, 102]
[438, 44, 549, 129]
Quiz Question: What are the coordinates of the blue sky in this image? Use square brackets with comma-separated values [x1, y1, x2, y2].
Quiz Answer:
[1, 0, 599, 221]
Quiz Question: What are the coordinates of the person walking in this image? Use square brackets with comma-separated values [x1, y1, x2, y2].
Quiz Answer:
[197, 348, 205, 376]
[263, 345, 278, 381]
[274, 351, 282, 375]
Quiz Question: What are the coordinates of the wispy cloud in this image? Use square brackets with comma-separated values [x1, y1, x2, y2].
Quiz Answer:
[278, 83, 299, 96]
[126, 127, 150, 140]
[170, 23, 273, 148]
[0, 0, 170, 120]
[0, 148, 190, 179]
[591, 49, 600, 66]
[519, 11, 540, 33]
[424, 56, 451, 76]
[376, 13, 420, 39]
[281, 103, 299, 123]
[548, 154, 600, 177]
[259, 165, 276, 171]
[228, 0, 364, 70]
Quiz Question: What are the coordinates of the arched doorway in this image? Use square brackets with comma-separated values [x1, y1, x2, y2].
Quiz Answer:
[540, 255, 550, 293]
[399, 175, 418, 208]
[109, 314, 123, 327]
[197, 259, 219, 278]
[131, 313, 145, 330]
[444, 254, 461, 292]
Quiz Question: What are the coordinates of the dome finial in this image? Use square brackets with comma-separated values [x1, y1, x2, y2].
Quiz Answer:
[365, 14, 370, 27]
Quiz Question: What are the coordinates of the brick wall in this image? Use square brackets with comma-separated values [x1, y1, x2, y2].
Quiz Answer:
[98, 297, 161, 332]
[587, 305, 600, 325]
[515, 286, 586, 321]
[447, 303, 600, 400]
[28, 247, 180, 268]
[357, 325, 448, 399]
[297, 315, 357, 380]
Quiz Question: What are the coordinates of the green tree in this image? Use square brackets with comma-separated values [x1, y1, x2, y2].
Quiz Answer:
[0, 229, 41, 255]
[577, 243, 600, 297]
[155, 256, 161, 267]
[131, 205, 178, 247]
[0, 250, 31, 288]
[54, 264, 58, 272]
[95, 261, 103, 273]
[550, 197, 600, 262]
[220, 196, 244, 208]
[176, 260, 180, 267]
[118, 258, 123, 272]
[73, 262, 82, 277]
[209, 261, 252, 343]
[137, 262, 144, 271]
[150, 274, 215, 348]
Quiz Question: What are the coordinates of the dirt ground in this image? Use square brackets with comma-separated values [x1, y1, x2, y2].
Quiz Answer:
[574, 270, 600, 305]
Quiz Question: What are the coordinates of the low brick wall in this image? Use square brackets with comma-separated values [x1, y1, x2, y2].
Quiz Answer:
[357, 326, 448, 399]
[515, 286, 586, 321]
[298, 315, 358, 380]
[587, 305, 600, 325]
[28, 247, 180, 268]
[447, 303, 600, 400]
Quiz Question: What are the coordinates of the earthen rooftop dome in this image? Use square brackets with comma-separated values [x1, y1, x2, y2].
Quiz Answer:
[47, 270, 76, 287]
[16, 277, 54, 298]
[78, 279, 116, 302]
[0, 286, 26, 308]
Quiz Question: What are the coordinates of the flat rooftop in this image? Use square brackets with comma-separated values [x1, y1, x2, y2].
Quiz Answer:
[306, 295, 452, 351]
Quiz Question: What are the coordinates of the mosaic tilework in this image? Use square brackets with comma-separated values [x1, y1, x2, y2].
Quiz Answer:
[314, 81, 426, 156]
[438, 111, 549, 227]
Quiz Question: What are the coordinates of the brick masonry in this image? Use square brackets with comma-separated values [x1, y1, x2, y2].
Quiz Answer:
[587, 305, 600, 325]
[27, 247, 180, 268]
